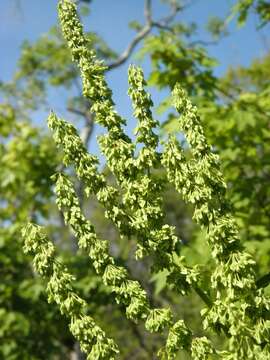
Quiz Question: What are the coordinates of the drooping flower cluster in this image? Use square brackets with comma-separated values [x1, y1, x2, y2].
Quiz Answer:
[22, 223, 119, 360]
[22, 0, 270, 359]
[162, 85, 270, 358]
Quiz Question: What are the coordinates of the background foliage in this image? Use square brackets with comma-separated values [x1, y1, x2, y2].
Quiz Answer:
[0, 0, 269, 359]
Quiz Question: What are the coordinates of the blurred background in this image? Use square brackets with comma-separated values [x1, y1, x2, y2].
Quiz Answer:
[0, 0, 269, 359]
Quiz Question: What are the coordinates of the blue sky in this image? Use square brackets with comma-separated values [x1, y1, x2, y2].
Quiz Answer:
[0, 0, 269, 153]
[1, 0, 269, 79]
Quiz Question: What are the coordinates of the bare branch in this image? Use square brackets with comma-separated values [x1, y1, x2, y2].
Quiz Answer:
[80, 116, 94, 146]
[67, 107, 86, 118]
[144, 0, 152, 25]
[67, 106, 94, 147]
[189, 39, 218, 47]
[159, 7, 180, 25]
[155, 0, 185, 26]
[107, 25, 151, 71]
[67, 106, 95, 206]
[152, 21, 175, 33]
[107, 0, 184, 71]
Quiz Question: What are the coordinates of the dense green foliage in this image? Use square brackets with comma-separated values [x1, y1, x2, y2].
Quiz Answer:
[1, 0, 270, 359]
[0, 104, 72, 359]
[19, 0, 270, 359]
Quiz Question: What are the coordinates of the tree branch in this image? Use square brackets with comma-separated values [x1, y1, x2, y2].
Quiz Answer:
[107, 26, 151, 71]
[152, 21, 175, 33]
[194, 285, 213, 308]
[67, 106, 95, 206]
[189, 39, 218, 47]
[256, 271, 270, 289]
[67, 106, 94, 146]
[130, 322, 152, 357]
[106, 0, 183, 71]
[156, 0, 182, 26]
[144, 0, 152, 25]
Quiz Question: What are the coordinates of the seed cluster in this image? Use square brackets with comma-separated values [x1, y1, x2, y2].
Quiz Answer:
[22, 0, 270, 359]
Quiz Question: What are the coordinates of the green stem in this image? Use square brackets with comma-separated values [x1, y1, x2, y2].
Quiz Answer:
[194, 285, 213, 308]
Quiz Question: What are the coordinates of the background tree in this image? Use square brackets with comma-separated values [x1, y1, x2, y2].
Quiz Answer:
[0, 0, 269, 359]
